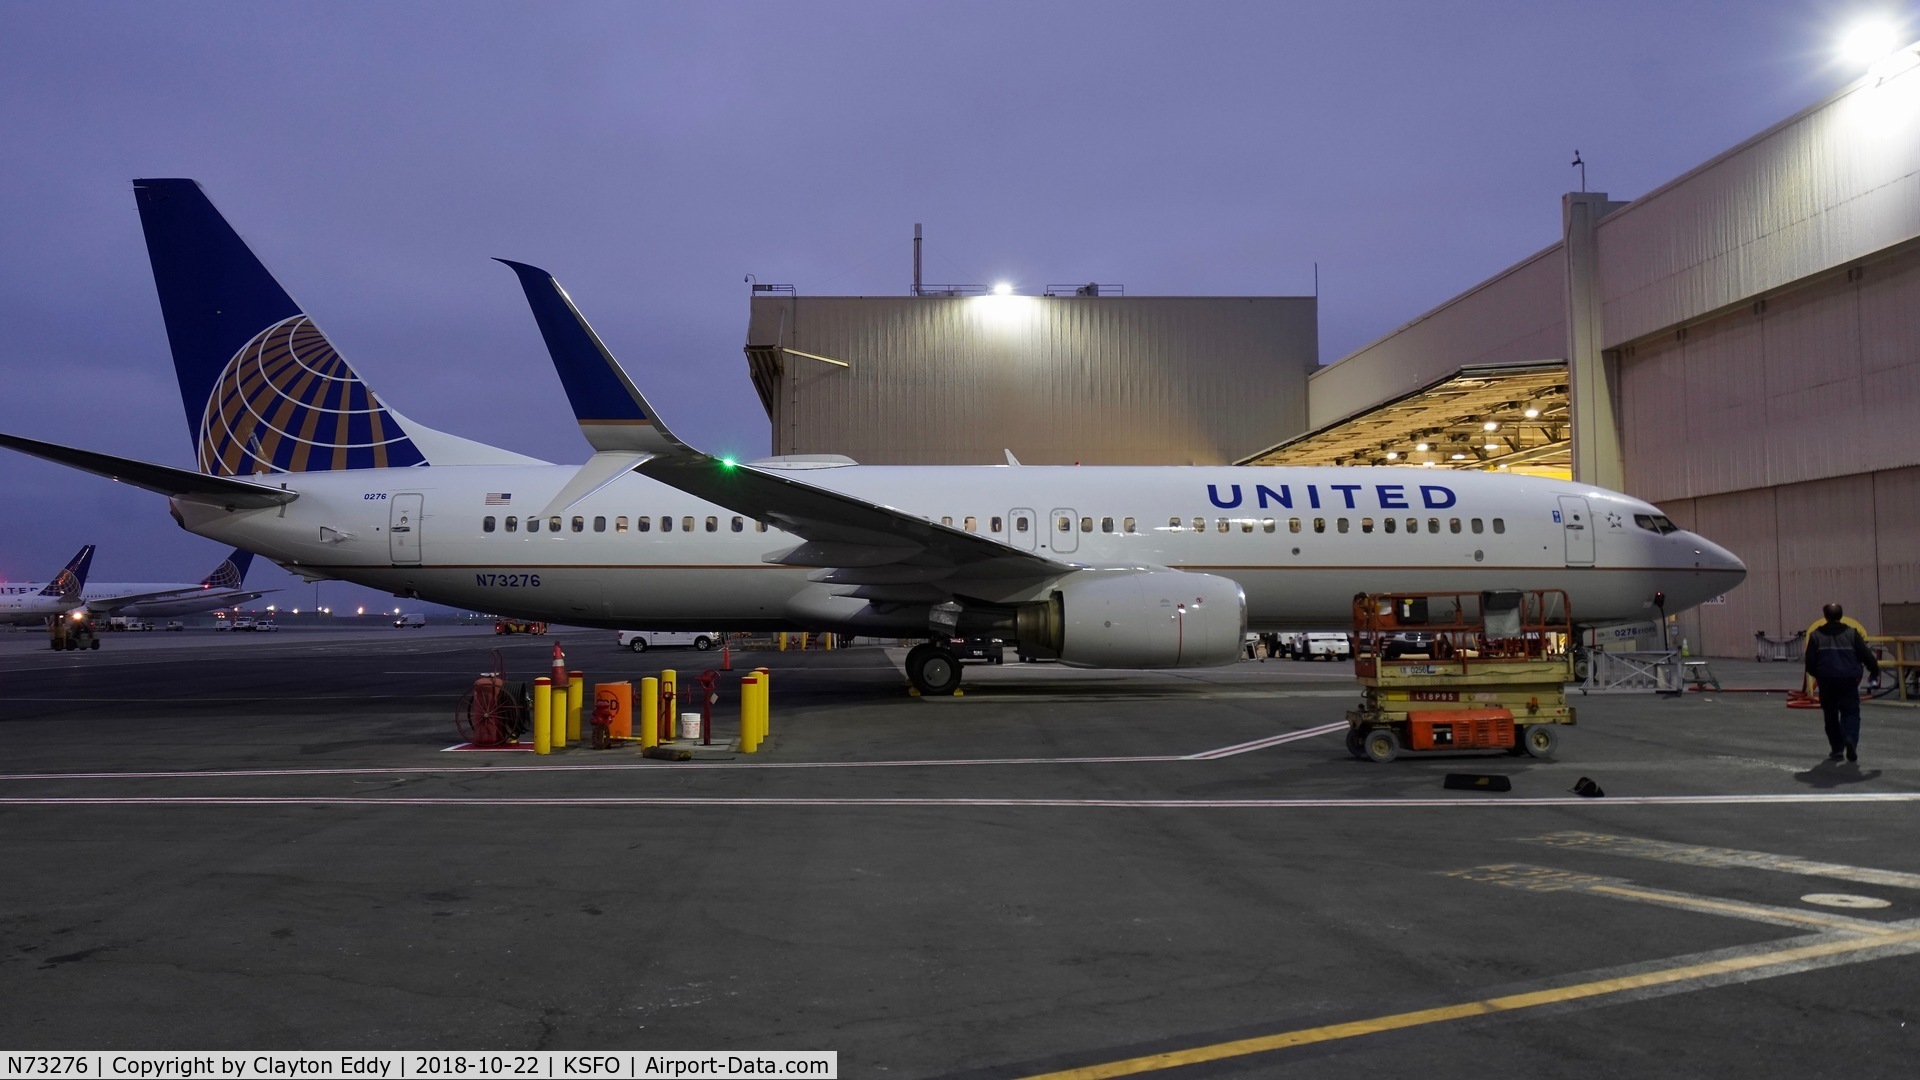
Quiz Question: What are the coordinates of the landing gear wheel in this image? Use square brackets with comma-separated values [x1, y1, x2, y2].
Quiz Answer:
[1521, 724, 1559, 759]
[1345, 728, 1367, 760]
[906, 643, 962, 696]
[1572, 650, 1591, 682]
[1363, 727, 1400, 763]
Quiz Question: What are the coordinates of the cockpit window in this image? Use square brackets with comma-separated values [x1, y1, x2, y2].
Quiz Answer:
[1634, 513, 1680, 535]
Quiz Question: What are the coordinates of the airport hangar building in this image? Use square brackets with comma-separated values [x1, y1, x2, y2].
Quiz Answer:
[742, 59, 1920, 659]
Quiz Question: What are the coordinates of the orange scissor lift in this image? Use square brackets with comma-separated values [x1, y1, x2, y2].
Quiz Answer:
[1346, 590, 1577, 763]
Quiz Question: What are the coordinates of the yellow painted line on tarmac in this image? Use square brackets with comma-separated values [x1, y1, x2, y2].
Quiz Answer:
[1588, 884, 1899, 935]
[1018, 928, 1920, 1079]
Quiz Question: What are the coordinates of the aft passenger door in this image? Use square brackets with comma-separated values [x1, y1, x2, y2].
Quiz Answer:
[1557, 495, 1593, 567]
[1050, 508, 1079, 554]
[390, 493, 423, 565]
[1009, 507, 1037, 552]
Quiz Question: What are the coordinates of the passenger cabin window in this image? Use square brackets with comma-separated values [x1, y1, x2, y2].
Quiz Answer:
[1169, 516, 1183, 530]
[527, 517, 541, 533]
[965, 516, 978, 532]
[1428, 518, 1440, 533]
[615, 516, 628, 533]
[1313, 517, 1326, 533]
[756, 521, 768, 532]
[941, 516, 953, 526]
[571, 516, 584, 533]
[1261, 518, 1274, 533]
[1384, 518, 1397, 534]
[1080, 516, 1093, 533]
[1449, 518, 1461, 534]
[637, 516, 651, 532]
[1289, 518, 1301, 533]
[1241, 519, 1254, 533]
[1492, 518, 1506, 534]
[1057, 515, 1071, 533]
[1217, 518, 1229, 533]
[593, 516, 606, 533]
[1336, 518, 1349, 534]
[661, 516, 673, 533]
[1101, 517, 1114, 533]
[1361, 517, 1374, 533]
[991, 516, 1003, 532]
[705, 516, 717, 532]
[682, 516, 695, 532]
[505, 516, 518, 533]
[1016, 516, 1030, 533]
[1192, 517, 1206, 532]
[483, 516, 496, 533]
[1471, 518, 1484, 534]
[731, 516, 744, 532]
[549, 516, 563, 533]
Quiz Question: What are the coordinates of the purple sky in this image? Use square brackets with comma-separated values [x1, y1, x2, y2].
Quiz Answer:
[0, 1, 1901, 611]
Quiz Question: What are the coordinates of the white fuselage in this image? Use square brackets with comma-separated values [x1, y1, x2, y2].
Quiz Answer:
[0, 585, 76, 623]
[170, 463, 1746, 633]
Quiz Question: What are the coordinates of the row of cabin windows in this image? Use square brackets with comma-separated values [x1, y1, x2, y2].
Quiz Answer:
[482, 515, 772, 535]
[479, 512, 1506, 538]
[1158, 516, 1504, 535]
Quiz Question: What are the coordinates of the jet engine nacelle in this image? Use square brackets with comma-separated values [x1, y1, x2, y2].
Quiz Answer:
[1017, 569, 1247, 669]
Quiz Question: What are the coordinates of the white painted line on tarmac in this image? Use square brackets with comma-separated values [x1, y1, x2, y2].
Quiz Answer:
[1519, 831, 1920, 891]
[6, 792, 1920, 808]
[1185, 721, 1347, 758]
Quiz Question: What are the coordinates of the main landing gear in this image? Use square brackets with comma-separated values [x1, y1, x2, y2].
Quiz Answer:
[906, 640, 962, 696]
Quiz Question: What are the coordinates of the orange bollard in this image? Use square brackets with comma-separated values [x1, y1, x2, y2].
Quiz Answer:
[598, 681, 632, 740]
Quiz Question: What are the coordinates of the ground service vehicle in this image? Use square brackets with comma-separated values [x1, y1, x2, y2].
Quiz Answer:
[617, 630, 717, 652]
[231, 616, 255, 631]
[1346, 590, 1576, 763]
[394, 613, 426, 628]
[1287, 632, 1351, 660]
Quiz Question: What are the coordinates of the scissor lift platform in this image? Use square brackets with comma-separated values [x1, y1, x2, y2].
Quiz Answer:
[1346, 591, 1576, 763]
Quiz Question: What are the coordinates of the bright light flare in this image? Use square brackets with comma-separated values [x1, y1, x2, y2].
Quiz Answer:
[1483, 421, 1499, 431]
[1842, 20, 1902, 67]
[1523, 407, 1541, 419]
[1414, 442, 1430, 452]
[991, 282, 1013, 296]
[1385, 451, 1400, 461]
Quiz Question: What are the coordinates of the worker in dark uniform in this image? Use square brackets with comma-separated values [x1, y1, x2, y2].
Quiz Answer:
[1803, 604, 1880, 762]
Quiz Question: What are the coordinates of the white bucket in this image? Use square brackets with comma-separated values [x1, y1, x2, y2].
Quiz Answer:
[681, 712, 703, 740]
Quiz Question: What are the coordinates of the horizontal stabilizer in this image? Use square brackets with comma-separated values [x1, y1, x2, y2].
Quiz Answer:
[0, 432, 298, 510]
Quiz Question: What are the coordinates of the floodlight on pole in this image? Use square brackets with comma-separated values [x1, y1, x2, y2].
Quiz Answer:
[1841, 20, 1901, 67]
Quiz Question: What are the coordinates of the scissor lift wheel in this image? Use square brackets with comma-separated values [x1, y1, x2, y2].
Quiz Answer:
[1362, 727, 1401, 763]
[1520, 723, 1558, 759]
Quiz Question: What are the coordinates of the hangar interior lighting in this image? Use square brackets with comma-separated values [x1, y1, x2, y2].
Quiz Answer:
[1240, 363, 1570, 476]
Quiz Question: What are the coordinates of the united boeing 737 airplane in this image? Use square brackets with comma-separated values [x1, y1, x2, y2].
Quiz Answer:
[0, 179, 1746, 693]
[0, 545, 94, 624]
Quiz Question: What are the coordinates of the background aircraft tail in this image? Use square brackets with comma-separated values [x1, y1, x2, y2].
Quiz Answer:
[133, 179, 543, 476]
[40, 545, 94, 599]
[202, 548, 254, 590]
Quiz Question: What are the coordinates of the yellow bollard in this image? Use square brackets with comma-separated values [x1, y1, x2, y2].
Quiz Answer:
[551, 681, 567, 749]
[532, 677, 552, 755]
[660, 669, 677, 740]
[739, 675, 759, 752]
[778, 633, 788, 652]
[567, 670, 584, 742]
[638, 676, 659, 749]
[753, 668, 771, 741]
[800, 632, 809, 650]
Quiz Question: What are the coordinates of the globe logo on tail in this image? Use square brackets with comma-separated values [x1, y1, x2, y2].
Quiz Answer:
[197, 316, 424, 475]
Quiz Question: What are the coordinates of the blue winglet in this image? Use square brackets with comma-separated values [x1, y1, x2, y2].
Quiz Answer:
[497, 260, 689, 456]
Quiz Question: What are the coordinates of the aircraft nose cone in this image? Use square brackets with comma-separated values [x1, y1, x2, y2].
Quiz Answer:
[1694, 536, 1747, 583]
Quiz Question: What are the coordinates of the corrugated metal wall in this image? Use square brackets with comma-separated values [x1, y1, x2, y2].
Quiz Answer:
[1598, 70, 1920, 346]
[747, 295, 1316, 466]
[1306, 245, 1566, 429]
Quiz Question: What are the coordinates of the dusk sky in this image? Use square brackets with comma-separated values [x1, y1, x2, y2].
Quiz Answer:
[0, 1, 1902, 612]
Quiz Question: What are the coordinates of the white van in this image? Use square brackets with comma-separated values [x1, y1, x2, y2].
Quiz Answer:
[1286, 632, 1352, 661]
[616, 630, 719, 653]
[394, 613, 426, 628]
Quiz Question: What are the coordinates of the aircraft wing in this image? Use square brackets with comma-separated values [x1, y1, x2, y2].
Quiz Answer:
[501, 261, 1072, 586]
[0, 433, 297, 510]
